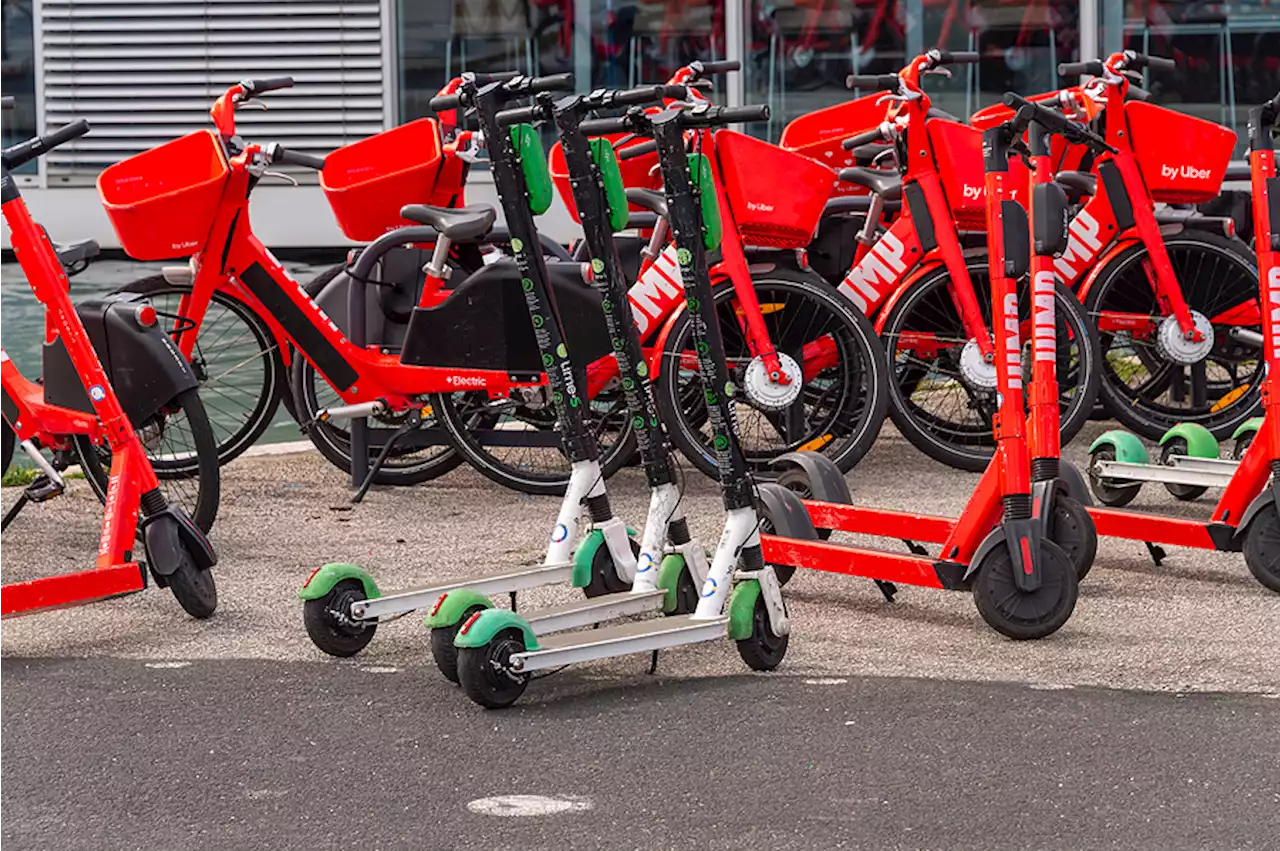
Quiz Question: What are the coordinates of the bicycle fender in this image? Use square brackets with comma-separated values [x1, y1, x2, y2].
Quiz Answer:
[755, 482, 820, 541]
[770, 452, 852, 504]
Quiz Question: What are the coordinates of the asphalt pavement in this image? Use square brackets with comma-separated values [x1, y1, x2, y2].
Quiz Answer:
[2, 421, 1278, 849]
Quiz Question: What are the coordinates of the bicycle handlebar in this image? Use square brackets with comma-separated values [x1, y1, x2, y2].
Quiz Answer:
[580, 116, 630, 135]
[1, 96, 12, 110]
[1124, 52, 1176, 72]
[267, 143, 326, 170]
[842, 124, 891, 149]
[241, 77, 294, 96]
[691, 60, 740, 76]
[1002, 93, 1116, 153]
[847, 74, 899, 91]
[935, 50, 979, 65]
[678, 104, 769, 127]
[3, 119, 91, 169]
[1058, 60, 1105, 77]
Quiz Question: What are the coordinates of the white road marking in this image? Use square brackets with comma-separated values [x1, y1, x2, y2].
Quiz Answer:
[358, 665, 399, 674]
[803, 677, 848, 686]
[1028, 683, 1074, 691]
[466, 795, 593, 817]
[144, 661, 191, 669]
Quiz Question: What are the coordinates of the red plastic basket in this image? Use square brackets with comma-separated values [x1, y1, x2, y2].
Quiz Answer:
[715, 130, 836, 249]
[927, 118, 988, 226]
[98, 130, 229, 261]
[779, 94, 885, 198]
[320, 118, 445, 241]
[548, 134, 661, 222]
[1125, 101, 1236, 204]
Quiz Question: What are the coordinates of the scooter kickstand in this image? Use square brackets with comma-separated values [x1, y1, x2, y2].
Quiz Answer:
[351, 410, 422, 504]
[647, 649, 660, 675]
[874, 580, 898, 602]
[509, 591, 518, 613]
[1144, 541, 1167, 567]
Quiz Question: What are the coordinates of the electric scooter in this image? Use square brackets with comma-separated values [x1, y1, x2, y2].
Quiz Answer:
[1, 104, 219, 619]
[452, 101, 795, 709]
[1070, 91, 1280, 592]
[422, 83, 716, 682]
[755, 98, 1092, 640]
[298, 73, 645, 657]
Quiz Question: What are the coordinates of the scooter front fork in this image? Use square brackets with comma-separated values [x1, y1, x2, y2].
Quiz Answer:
[694, 507, 789, 637]
[550, 459, 639, 580]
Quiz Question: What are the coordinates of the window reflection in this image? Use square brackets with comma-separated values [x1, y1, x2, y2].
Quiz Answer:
[1, 0, 36, 173]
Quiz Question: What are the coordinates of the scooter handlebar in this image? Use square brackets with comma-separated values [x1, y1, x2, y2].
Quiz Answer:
[580, 116, 631, 136]
[268, 143, 326, 171]
[936, 51, 979, 65]
[1125, 53, 1176, 72]
[1002, 93, 1116, 153]
[617, 140, 658, 160]
[691, 60, 740, 76]
[242, 77, 294, 96]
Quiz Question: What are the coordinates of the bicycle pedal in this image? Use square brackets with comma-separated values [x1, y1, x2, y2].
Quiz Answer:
[24, 475, 64, 503]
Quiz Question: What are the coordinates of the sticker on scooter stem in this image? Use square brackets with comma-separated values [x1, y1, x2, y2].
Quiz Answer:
[88, 385, 106, 401]
[638, 552, 655, 573]
[701, 576, 718, 597]
[511, 238, 524, 253]
[551, 523, 569, 543]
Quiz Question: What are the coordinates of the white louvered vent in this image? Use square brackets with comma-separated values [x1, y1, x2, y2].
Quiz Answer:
[40, 0, 387, 180]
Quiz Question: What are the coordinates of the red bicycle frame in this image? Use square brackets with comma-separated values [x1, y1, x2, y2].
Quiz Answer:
[1084, 99, 1280, 560]
[2, 138, 161, 615]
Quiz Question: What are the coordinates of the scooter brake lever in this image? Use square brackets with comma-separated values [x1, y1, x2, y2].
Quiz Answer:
[261, 169, 299, 186]
[923, 67, 953, 79]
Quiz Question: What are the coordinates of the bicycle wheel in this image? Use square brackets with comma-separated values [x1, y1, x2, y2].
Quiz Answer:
[434, 385, 635, 496]
[881, 259, 1100, 471]
[76, 387, 221, 533]
[118, 276, 284, 469]
[290, 356, 464, 486]
[655, 264, 888, 478]
[1085, 231, 1262, 440]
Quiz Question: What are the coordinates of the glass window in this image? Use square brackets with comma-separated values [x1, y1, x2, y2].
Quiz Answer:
[745, 0, 1080, 141]
[397, 0, 726, 122]
[1119, 0, 1280, 154]
[1, 0, 37, 173]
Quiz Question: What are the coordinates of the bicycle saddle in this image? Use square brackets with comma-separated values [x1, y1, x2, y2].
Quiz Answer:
[837, 167, 903, 202]
[625, 188, 668, 220]
[399, 204, 496, 240]
[1055, 170, 1097, 201]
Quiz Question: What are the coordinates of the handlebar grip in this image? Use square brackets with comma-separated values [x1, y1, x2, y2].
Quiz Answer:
[694, 60, 740, 75]
[661, 84, 693, 100]
[618, 140, 658, 161]
[473, 71, 522, 84]
[847, 74, 899, 91]
[496, 105, 542, 127]
[529, 72, 575, 94]
[2, 119, 91, 169]
[430, 93, 463, 112]
[1127, 53, 1176, 71]
[272, 145, 326, 171]
[842, 126, 888, 149]
[938, 51, 980, 65]
[1, 96, 13, 110]
[1058, 61, 1104, 77]
[611, 85, 670, 107]
[244, 76, 294, 95]
[581, 116, 631, 136]
[711, 105, 770, 124]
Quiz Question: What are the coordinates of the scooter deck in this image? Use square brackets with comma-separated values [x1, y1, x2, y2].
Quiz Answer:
[1097, 459, 1235, 490]
[521, 588, 667, 636]
[1, 563, 146, 618]
[512, 613, 729, 673]
[355, 561, 574, 620]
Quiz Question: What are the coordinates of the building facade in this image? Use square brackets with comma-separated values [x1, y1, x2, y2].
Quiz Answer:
[2, 0, 1276, 247]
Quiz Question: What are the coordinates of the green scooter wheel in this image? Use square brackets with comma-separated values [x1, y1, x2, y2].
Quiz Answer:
[303, 578, 377, 657]
[431, 604, 487, 685]
[1088, 446, 1141, 507]
[735, 596, 789, 671]
[457, 629, 530, 709]
[1161, 438, 1208, 501]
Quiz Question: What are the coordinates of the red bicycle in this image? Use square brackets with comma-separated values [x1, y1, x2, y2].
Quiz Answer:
[783, 50, 1102, 471]
[1, 106, 218, 619]
[551, 60, 891, 478]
